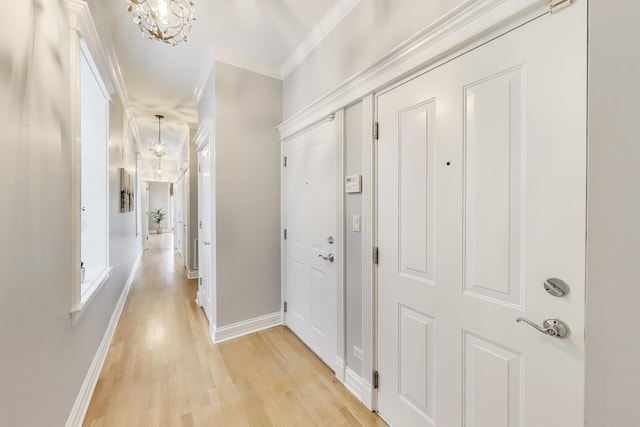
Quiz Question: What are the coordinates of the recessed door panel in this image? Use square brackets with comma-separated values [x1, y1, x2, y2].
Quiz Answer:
[463, 332, 521, 427]
[399, 101, 436, 283]
[399, 305, 434, 422]
[464, 68, 523, 306]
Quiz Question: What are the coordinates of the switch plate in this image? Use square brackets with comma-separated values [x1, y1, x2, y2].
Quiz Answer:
[352, 215, 361, 232]
[353, 346, 364, 361]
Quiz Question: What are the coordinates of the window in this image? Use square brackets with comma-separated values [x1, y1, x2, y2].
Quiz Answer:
[79, 40, 110, 299]
[69, 30, 113, 323]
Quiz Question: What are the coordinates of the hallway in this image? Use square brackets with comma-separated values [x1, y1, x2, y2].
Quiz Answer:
[83, 234, 386, 426]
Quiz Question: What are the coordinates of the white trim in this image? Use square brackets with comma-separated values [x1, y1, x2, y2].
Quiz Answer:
[71, 266, 113, 325]
[187, 269, 199, 280]
[278, 0, 548, 140]
[361, 94, 376, 411]
[194, 117, 214, 150]
[211, 312, 282, 344]
[65, 251, 143, 427]
[344, 367, 365, 401]
[335, 109, 346, 382]
[280, 0, 361, 78]
[335, 357, 346, 383]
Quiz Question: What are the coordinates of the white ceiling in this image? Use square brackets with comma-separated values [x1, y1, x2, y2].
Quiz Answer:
[93, 0, 341, 164]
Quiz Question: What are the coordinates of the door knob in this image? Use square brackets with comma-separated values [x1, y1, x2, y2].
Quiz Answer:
[516, 317, 570, 338]
[318, 253, 334, 263]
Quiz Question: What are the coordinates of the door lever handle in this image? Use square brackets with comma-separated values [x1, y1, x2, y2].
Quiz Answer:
[203, 241, 211, 246]
[516, 317, 570, 338]
[318, 253, 334, 263]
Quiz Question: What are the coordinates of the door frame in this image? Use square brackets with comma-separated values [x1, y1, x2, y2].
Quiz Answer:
[280, 112, 345, 375]
[276, 0, 578, 413]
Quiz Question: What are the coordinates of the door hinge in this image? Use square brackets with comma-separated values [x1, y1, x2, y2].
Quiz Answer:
[549, 0, 574, 13]
[283, 301, 288, 312]
[373, 122, 379, 140]
[373, 247, 379, 264]
[199, 220, 202, 229]
[283, 156, 287, 167]
[373, 371, 379, 389]
[284, 229, 288, 240]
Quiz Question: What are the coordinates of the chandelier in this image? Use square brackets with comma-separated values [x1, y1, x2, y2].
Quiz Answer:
[149, 114, 169, 157]
[154, 157, 165, 178]
[127, 0, 195, 47]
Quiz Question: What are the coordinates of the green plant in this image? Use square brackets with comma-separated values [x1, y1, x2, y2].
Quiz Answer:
[151, 208, 166, 227]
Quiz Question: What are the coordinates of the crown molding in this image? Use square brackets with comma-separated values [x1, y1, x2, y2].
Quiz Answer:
[278, 0, 547, 140]
[280, 0, 361, 78]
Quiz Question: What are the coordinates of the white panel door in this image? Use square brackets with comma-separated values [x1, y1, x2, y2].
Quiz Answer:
[198, 140, 214, 325]
[285, 120, 338, 369]
[377, 5, 586, 427]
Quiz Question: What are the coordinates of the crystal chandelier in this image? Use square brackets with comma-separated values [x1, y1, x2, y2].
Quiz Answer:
[127, 0, 195, 47]
[149, 114, 169, 157]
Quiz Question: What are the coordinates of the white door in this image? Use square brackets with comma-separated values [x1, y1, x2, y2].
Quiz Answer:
[198, 141, 214, 325]
[377, 6, 586, 427]
[175, 177, 184, 261]
[285, 120, 338, 369]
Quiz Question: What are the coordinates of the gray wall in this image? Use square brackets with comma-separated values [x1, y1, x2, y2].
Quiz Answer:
[0, 3, 141, 425]
[282, 0, 464, 118]
[148, 181, 170, 231]
[586, 1, 640, 425]
[344, 102, 364, 375]
[214, 61, 282, 326]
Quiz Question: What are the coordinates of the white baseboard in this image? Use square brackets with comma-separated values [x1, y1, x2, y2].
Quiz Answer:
[212, 311, 282, 344]
[65, 251, 143, 427]
[335, 357, 346, 383]
[344, 367, 364, 401]
[187, 269, 199, 280]
[361, 379, 375, 411]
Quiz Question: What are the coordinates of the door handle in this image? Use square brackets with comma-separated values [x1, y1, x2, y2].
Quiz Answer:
[203, 241, 211, 246]
[516, 317, 570, 338]
[318, 253, 334, 263]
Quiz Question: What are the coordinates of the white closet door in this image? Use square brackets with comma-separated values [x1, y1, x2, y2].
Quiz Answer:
[285, 120, 338, 369]
[377, 5, 586, 426]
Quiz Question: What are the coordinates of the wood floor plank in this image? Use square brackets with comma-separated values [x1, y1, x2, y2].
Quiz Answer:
[83, 234, 386, 426]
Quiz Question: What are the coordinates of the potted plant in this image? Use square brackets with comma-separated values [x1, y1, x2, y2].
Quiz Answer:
[152, 208, 166, 234]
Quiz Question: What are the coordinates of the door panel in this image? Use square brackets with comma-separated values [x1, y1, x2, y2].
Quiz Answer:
[377, 5, 586, 426]
[285, 120, 337, 368]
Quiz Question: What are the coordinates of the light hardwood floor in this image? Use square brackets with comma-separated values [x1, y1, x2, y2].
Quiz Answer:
[84, 233, 386, 427]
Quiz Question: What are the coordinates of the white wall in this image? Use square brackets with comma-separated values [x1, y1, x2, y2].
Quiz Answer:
[214, 61, 282, 326]
[586, 1, 640, 424]
[148, 181, 170, 231]
[0, 3, 141, 425]
[282, 0, 464, 118]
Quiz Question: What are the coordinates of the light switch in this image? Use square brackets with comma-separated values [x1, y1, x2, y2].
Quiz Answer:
[352, 215, 361, 232]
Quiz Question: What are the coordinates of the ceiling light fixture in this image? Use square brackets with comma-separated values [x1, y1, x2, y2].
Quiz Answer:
[127, 0, 195, 47]
[154, 157, 165, 178]
[149, 114, 169, 158]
